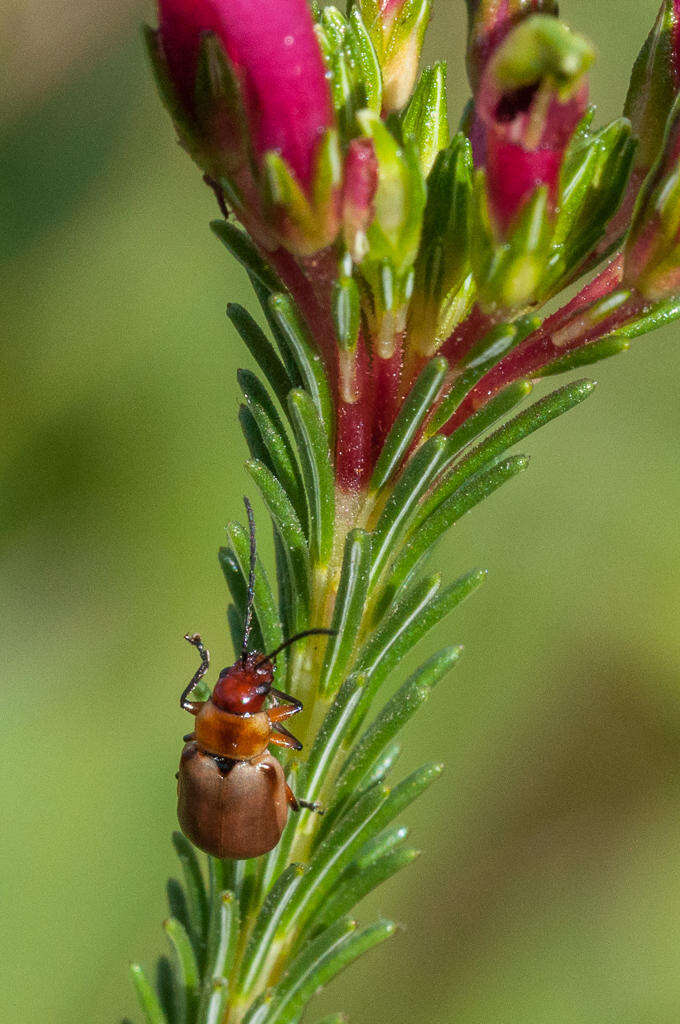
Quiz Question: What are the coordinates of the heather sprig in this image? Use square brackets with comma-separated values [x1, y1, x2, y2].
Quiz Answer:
[132, 2, 680, 1022]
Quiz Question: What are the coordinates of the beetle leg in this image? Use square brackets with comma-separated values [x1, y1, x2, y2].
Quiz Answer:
[182, 732, 196, 742]
[180, 633, 210, 710]
[269, 723, 303, 751]
[270, 687, 302, 712]
[285, 784, 324, 814]
[267, 703, 301, 724]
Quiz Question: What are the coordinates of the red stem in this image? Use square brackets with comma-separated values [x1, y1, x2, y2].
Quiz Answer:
[442, 256, 636, 434]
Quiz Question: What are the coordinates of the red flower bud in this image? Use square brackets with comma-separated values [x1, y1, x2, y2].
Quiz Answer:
[471, 15, 593, 234]
[342, 139, 379, 262]
[157, 0, 333, 191]
[465, 0, 559, 91]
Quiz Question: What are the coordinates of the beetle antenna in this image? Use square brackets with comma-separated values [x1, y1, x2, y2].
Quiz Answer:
[254, 628, 336, 668]
[241, 496, 257, 663]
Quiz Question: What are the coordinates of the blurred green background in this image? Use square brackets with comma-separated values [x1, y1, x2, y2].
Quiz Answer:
[3, 1, 680, 1022]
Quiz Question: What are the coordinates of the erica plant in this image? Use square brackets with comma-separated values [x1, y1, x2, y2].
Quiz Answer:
[131, 2, 680, 1022]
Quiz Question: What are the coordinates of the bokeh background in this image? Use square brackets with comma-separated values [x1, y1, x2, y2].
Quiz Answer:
[3, 1, 680, 1022]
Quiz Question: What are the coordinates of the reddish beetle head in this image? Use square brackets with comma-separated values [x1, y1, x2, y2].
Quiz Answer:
[211, 654, 274, 714]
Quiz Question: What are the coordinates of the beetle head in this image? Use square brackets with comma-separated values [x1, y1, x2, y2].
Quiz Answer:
[211, 654, 274, 714]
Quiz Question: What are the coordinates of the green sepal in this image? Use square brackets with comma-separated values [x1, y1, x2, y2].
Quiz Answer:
[347, 6, 383, 113]
[332, 275, 361, 351]
[143, 26, 197, 162]
[401, 63, 449, 177]
[319, 531, 373, 697]
[370, 356, 448, 494]
[357, 109, 427, 286]
[624, 0, 680, 175]
[472, 177, 554, 311]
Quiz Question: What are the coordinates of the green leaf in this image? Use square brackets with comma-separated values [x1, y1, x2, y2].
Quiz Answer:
[211, 221, 283, 294]
[370, 357, 448, 494]
[302, 680, 367, 805]
[227, 304, 295, 418]
[418, 379, 597, 525]
[239, 864, 308, 999]
[199, 885, 239, 1024]
[385, 454, 530, 600]
[318, 532, 373, 696]
[287, 389, 335, 566]
[268, 294, 334, 443]
[426, 318, 538, 436]
[357, 570, 484, 719]
[278, 786, 389, 936]
[219, 546, 265, 658]
[156, 958, 179, 1024]
[314, 848, 418, 933]
[171, 833, 208, 963]
[608, 293, 680, 338]
[238, 369, 306, 526]
[239, 406, 276, 476]
[313, 739, 401, 849]
[245, 459, 310, 629]
[130, 963, 168, 1024]
[369, 435, 449, 586]
[225, 521, 284, 657]
[335, 647, 463, 803]
[258, 918, 396, 1024]
[163, 918, 200, 1023]
[534, 336, 630, 377]
[436, 380, 534, 458]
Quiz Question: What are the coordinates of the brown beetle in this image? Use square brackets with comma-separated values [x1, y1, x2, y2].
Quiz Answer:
[176, 498, 332, 860]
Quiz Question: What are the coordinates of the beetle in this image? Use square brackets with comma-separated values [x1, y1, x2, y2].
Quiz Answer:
[176, 497, 333, 860]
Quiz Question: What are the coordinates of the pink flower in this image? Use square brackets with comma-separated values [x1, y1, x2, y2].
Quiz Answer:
[157, 0, 333, 191]
[470, 15, 592, 234]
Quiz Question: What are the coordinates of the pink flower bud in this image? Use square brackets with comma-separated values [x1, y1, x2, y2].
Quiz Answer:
[157, 0, 333, 191]
[465, 0, 559, 91]
[342, 139, 379, 262]
[471, 15, 593, 234]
